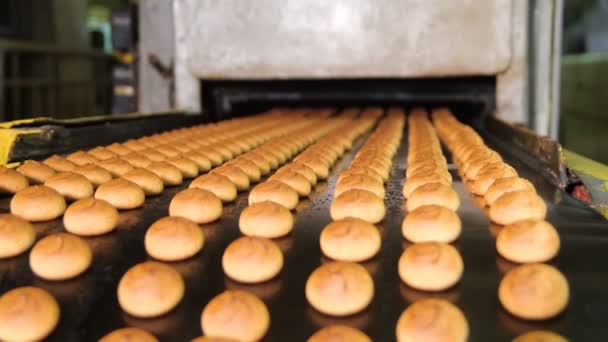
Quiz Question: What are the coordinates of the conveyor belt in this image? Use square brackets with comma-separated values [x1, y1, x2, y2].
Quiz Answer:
[0, 121, 607, 341]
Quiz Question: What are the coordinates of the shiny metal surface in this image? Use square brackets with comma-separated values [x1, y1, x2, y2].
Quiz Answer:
[0, 128, 607, 341]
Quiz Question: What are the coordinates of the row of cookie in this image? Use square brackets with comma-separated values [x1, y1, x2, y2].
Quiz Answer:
[396, 109, 467, 341]
[432, 109, 569, 324]
[0, 110, 331, 342]
[329, 108, 404, 224]
[300, 110, 404, 341]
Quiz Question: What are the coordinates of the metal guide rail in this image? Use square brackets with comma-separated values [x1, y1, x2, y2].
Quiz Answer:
[0, 117, 606, 341]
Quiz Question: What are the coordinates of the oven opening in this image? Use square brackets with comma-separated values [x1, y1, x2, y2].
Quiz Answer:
[200, 77, 495, 123]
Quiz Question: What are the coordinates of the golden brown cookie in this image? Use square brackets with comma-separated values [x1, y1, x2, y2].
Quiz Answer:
[489, 190, 547, 225]
[166, 156, 199, 178]
[239, 201, 294, 238]
[66, 151, 99, 166]
[499, 263, 569, 320]
[189, 173, 238, 203]
[395, 298, 468, 342]
[308, 325, 371, 342]
[169, 188, 223, 224]
[30, 233, 92, 280]
[63, 198, 119, 236]
[0, 166, 29, 194]
[336, 174, 385, 199]
[269, 170, 312, 197]
[99, 327, 158, 342]
[73, 164, 113, 187]
[0, 286, 60, 342]
[305, 261, 374, 316]
[406, 182, 460, 212]
[44, 171, 94, 201]
[117, 261, 185, 318]
[484, 177, 536, 206]
[249, 180, 299, 210]
[43, 155, 77, 172]
[97, 157, 135, 177]
[398, 242, 463, 291]
[330, 189, 386, 224]
[122, 168, 164, 195]
[16, 160, 56, 184]
[11, 185, 66, 221]
[496, 219, 560, 263]
[146, 161, 183, 186]
[222, 236, 283, 283]
[201, 290, 270, 342]
[145, 216, 204, 261]
[402, 205, 462, 243]
[320, 218, 381, 262]
[212, 165, 251, 191]
[94, 178, 145, 210]
[0, 214, 36, 258]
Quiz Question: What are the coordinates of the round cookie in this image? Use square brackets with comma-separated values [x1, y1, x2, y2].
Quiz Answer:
[0, 286, 60, 342]
[249, 180, 299, 210]
[239, 201, 294, 238]
[0, 166, 29, 194]
[308, 325, 371, 342]
[97, 157, 134, 177]
[395, 298, 468, 342]
[189, 173, 237, 203]
[498, 263, 569, 320]
[496, 219, 560, 263]
[43, 155, 77, 172]
[212, 165, 250, 191]
[201, 290, 269, 342]
[406, 182, 460, 212]
[305, 261, 374, 316]
[0, 214, 36, 258]
[184, 151, 212, 172]
[230, 158, 262, 182]
[330, 189, 386, 224]
[336, 174, 385, 199]
[88, 146, 117, 160]
[222, 236, 283, 283]
[122, 168, 164, 195]
[166, 156, 199, 178]
[320, 218, 381, 262]
[117, 261, 185, 318]
[146, 161, 183, 186]
[269, 170, 311, 197]
[63, 198, 119, 236]
[73, 164, 113, 187]
[169, 188, 223, 224]
[44, 171, 94, 201]
[485, 177, 536, 205]
[281, 163, 317, 184]
[145, 216, 204, 261]
[11, 185, 66, 221]
[398, 242, 463, 291]
[513, 331, 568, 342]
[94, 178, 145, 210]
[66, 151, 99, 166]
[489, 190, 547, 225]
[17, 160, 56, 184]
[402, 205, 461, 243]
[100, 327, 158, 342]
[30, 233, 92, 280]
[123, 152, 153, 168]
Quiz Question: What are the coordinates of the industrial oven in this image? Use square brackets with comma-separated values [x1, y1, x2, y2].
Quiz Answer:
[0, 0, 607, 341]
